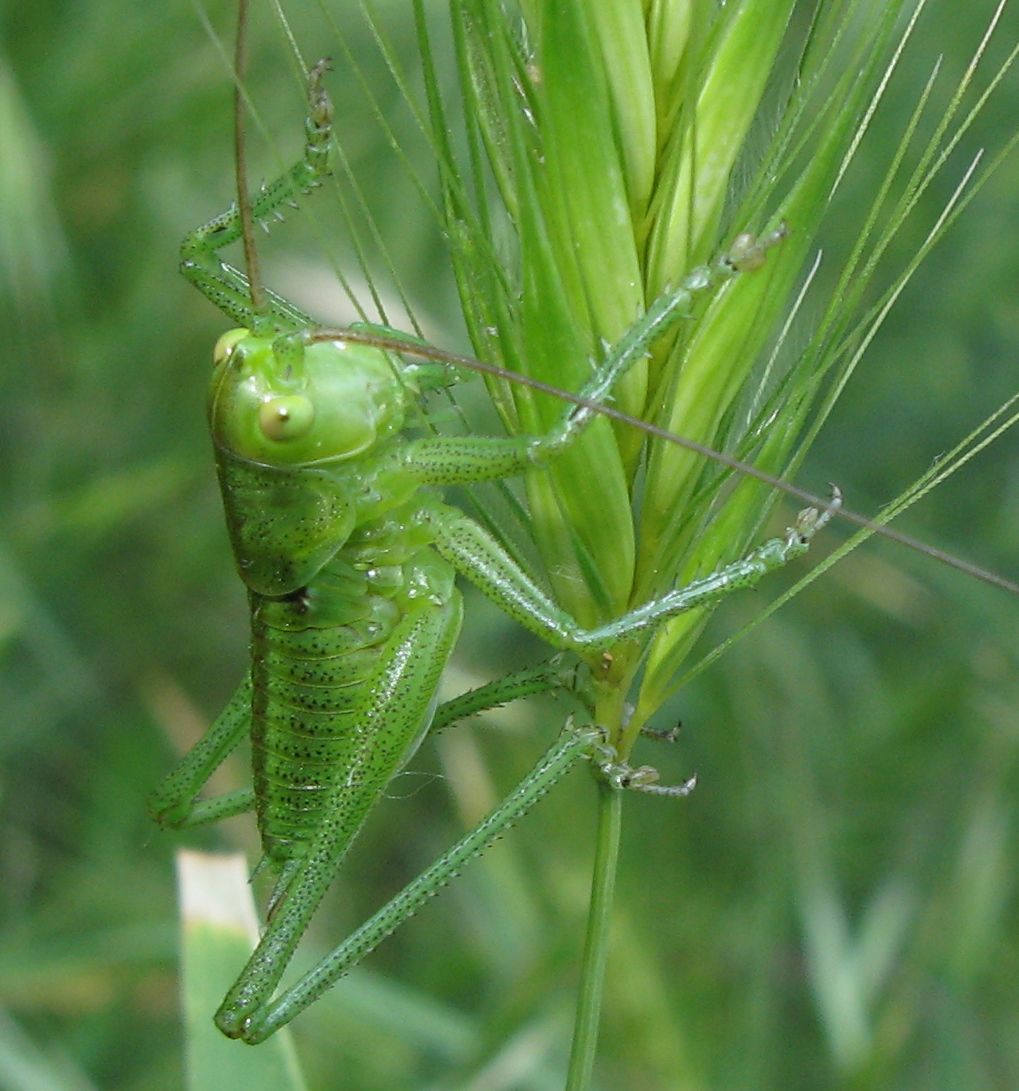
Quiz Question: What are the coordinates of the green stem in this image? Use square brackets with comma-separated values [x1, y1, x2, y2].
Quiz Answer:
[565, 780, 622, 1090]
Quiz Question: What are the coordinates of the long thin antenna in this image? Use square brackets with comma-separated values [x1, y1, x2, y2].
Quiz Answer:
[235, 0, 267, 315]
[309, 326, 1019, 597]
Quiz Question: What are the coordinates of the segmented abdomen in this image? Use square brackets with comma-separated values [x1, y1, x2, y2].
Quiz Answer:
[249, 578, 384, 864]
[248, 521, 457, 867]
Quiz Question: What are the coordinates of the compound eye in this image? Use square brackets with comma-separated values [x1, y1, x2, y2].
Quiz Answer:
[259, 395, 315, 441]
[213, 328, 249, 366]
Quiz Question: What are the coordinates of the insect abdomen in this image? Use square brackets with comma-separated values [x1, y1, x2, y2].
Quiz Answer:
[248, 536, 457, 867]
[248, 559, 393, 863]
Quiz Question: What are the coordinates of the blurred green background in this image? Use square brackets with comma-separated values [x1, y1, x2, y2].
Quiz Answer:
[1, 2, 1017, 1088]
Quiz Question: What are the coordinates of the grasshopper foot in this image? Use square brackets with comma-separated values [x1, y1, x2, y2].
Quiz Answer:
[591, 739, 696, 797]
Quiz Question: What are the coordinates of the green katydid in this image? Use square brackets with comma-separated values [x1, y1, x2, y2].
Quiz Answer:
[151, 24, 1016, 1047]
[148, 52, 848, 1041]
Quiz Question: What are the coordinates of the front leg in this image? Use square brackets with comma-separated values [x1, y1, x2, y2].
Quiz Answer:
[426, 491, 841, 657]
[393, 227, 786, 487]
[180, 61, 333, 332]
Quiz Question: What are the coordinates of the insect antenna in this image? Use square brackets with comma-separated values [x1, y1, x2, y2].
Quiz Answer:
[307, 326, 1019, 597]
[234, 0, 267, 318]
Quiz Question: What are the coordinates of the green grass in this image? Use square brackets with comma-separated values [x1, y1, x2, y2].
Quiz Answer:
[1, 2, 1018, 1088]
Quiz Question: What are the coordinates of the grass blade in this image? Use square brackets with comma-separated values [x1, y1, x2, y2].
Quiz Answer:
[176, 851, 306, 1091]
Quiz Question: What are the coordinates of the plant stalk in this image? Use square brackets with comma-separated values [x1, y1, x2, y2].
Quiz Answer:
[565, 780, 622, 1090]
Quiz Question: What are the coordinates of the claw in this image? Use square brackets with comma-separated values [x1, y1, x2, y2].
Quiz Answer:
[593, 744, 696, 798]
[816, 482, 843, 530]
[722, 220, 789, 273]
[791, 483, 842, 543]
[641, 719, 682, 744]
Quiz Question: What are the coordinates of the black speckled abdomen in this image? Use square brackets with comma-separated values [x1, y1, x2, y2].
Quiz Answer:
[248, 521, 459, 866]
